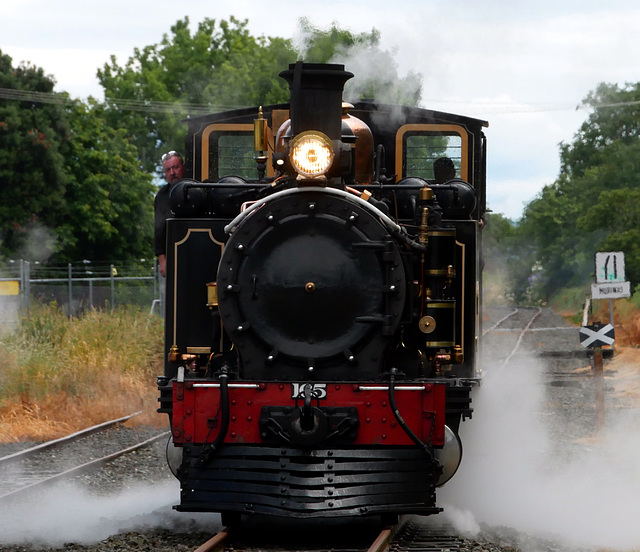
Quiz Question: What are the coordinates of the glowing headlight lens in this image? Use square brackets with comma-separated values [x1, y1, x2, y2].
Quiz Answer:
[289, 131, 334, 177]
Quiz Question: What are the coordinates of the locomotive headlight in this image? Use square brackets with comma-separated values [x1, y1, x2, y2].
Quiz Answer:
[289, 131, 334, 177]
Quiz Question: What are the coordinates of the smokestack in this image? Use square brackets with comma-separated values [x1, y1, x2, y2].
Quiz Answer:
[279, 62, 354, 140]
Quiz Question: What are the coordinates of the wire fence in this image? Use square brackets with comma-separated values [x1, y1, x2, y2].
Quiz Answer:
[0, 260, 162, 332]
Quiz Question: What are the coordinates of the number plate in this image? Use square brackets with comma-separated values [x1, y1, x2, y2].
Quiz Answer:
[291, 383, 327, 399]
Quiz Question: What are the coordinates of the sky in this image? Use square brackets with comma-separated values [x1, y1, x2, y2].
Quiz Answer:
[3, 0, 640, 220]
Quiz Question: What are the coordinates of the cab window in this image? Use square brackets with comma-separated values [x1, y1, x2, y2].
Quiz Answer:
[209, 132, 256, 181]
[405, 133, 463, 180]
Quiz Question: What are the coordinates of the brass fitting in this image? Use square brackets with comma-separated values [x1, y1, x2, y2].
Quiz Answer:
[168, 344, 180, 363]
[206, 282, 218, 308]
[418, 206, 429, 245]
[254, 106, 268, 152]
[452, 345, 464, 364]
[419, 185, 433, 201]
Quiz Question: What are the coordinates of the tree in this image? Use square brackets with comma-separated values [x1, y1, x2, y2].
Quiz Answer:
[0, 51, 70, 261]
[97, 17, 297, 172]
[58, 99, 155, 262]
[0, 50, 154, 263]
[483, 213, 539, 305]
[560, 82, 640, 178]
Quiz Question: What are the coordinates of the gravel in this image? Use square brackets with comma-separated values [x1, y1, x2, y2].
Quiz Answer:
[0, 307, 635, 552]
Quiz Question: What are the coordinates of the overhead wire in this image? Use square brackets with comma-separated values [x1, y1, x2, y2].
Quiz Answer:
[0, 87, 246, 116]
[3, 86, 640, 116]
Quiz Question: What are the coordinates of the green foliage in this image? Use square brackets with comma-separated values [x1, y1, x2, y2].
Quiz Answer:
[298, 18, 378, 62]
[483, 213, 541, 305]
[547, 286, 590, 321]
[0, 50, 154, 263]
[98, 17, 297, 171]
[60, 99, 155, 262]
[495, 82, 640, 303]
[560, 82, 640, 178]
[0, 52, 69, 260]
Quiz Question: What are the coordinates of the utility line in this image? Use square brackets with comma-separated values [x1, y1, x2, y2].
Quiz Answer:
[0, 87, 244, 115]
[2, 85, 640, 116]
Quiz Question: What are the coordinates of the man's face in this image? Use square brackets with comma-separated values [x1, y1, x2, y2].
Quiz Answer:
[163, 156, 185, 184]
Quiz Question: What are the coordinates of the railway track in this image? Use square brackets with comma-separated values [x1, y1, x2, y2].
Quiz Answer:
[0, 413, 169, 501]
[190, 516, 475, 552]
[482, 306, 582, 369]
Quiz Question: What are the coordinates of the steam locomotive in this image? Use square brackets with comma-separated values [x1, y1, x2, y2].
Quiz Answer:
[157, 62, 487, 523]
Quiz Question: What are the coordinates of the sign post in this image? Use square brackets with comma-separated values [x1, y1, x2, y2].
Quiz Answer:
[579, 322, 612, 432]
[593, 346, 605, 431]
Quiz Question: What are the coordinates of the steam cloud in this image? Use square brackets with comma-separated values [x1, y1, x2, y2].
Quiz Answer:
[293, 21, 423, 108]
[16, 221, 57, 263]
[0, 480, 217, 546]
[440, 347, 640, 551]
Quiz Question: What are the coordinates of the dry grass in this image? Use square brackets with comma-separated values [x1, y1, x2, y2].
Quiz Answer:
[588, 298, 640, 346]
[0, 304, 165, 442]
[607, 346, 640, 405]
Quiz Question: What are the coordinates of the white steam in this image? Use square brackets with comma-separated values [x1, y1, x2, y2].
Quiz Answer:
[293, 20, 423, 107]
[16, 221, 57, 263]
[0, 480, 218, 546]
[440, 348, 640, 550]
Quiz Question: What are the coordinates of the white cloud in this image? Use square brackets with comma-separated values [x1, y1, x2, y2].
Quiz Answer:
[2, 46, 126, 99]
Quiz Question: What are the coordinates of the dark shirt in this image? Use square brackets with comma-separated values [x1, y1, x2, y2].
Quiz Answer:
[154, 183, 173, 256]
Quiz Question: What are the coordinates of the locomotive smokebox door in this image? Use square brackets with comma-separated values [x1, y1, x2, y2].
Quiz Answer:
[217, 190, 406, 380]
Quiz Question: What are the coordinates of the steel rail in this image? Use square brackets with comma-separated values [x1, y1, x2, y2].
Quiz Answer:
[0, 431, 169, 501]
[367, 525, 398, 552]
[482, 306, 520, 335]
[193, 529, 230, 552]
[500, 307, 543, 367]
[195, 522, 400, 552]
[0, 411, 142, 466]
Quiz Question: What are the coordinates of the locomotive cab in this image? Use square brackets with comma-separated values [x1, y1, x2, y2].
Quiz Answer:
[158, 62, 487, 520]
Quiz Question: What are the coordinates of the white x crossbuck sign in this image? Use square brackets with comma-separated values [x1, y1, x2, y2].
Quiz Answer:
[579, 324, 615, 348]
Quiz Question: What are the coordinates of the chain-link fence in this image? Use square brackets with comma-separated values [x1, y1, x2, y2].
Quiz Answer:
[0, 260, 162, 331]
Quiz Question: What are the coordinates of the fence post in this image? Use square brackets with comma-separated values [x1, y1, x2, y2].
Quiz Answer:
[18, 259, 31, 317]
[68, 263, 73, 316]
[25, 260, 30, 317]
[110, 264, 115, 311]
[19, 259, 25, 312]
[153, 258, 158, 300]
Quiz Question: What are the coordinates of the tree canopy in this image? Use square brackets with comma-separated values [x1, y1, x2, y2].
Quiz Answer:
[97, 17, 297, 172]
[0, 52, 69, 261]
[0, 50, 154, 264]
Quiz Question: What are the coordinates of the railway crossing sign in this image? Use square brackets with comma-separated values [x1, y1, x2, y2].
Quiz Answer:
[579, 323, 615, 348]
